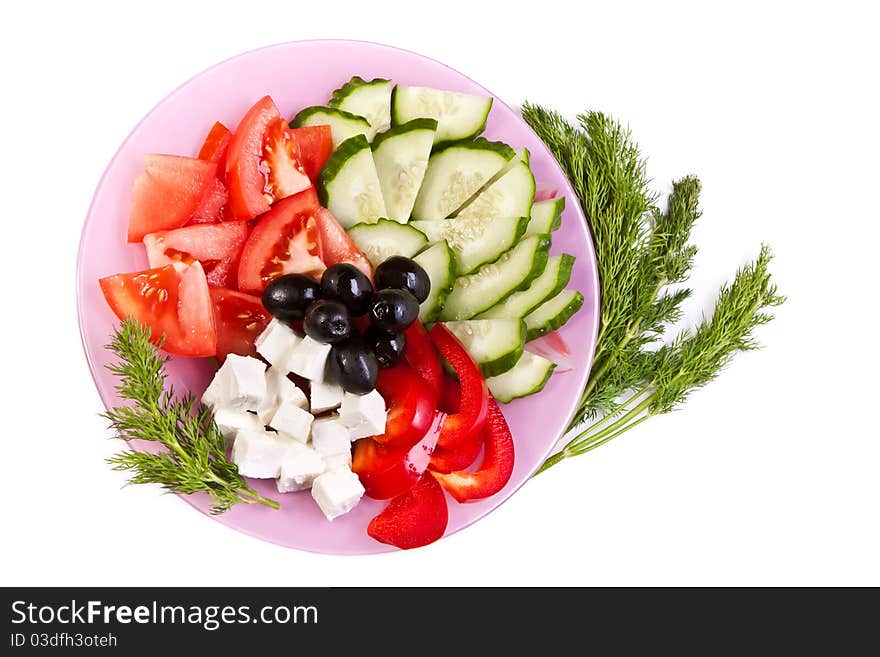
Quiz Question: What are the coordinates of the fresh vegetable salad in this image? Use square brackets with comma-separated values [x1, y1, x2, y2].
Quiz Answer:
[98, 77, 583, 549]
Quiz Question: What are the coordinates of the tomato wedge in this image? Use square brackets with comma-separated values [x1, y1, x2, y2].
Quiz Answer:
[99, 263, 216, 357]
[143, 221, 249, 289]
[372, 363, 437, 448]
[236, 188, 325, 292]
[197, 121, 232, 163]
[208, 288, 271, 361]
[263, 118, 311, 203]
[403, 320, 442, 393]
[367, 473, 448, 550]
[189, 178, 229, 224]
[291, 125, 333, 183]
[431, 397, 515, 502]
[314, 208, 373, 279]
[225, 96, 281, 220]
[128, 154, 216, 242]
[429, 324, 489, 450]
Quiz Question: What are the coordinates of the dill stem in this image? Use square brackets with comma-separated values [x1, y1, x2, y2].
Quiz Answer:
[237, 487, 282, 510]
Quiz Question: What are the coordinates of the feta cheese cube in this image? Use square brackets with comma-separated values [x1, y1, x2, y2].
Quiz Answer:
[201, 370, 229, 409]
[322, 450, 352, 471]
[339, 389, 387, 440]
[311, 468, 365, 520]
[212, 407, 264, 448]
[268, 402, 313, 443]
[231, 429, 297, 478]
[309, 380, 344, 414]
[257, 366, 309, 424]
[277, 444, 326, 493]
[202, 354, 267, 412]
[255, 319, 301, 367]
[311, 416, 352, 457]
[286, 336, 332, 382]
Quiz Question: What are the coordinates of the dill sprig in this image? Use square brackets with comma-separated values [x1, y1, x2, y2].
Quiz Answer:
[103, 318, 279, 513]
[522, 104, 784, 472]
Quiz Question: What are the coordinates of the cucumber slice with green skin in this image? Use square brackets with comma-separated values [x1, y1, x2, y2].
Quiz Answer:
[526, 197, 565, 236]
[411, 139, 515, 220]
[439, 234, 551, 321]
[477, 254, 575, 320]
[291, 106, 370, 149]
[456, 160, 536, 219]
[317, 135, 387, 228]
[486, 352, 556, 403]
[524, 289, 585, 341]
[347, 219, 428, 269]
[328, 77, 393, 141]
[443, 319, 526, 377]
[371, 118, 437, 222]
[410, 215, 527, 275]
[391, 85, 493, 145]
[413, 240, 455, 323]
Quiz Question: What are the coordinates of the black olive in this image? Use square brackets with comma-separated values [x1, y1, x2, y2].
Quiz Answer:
[368, 289, 420, 333]
[303, 300, 352, 344]
[327, 338, 379, 395]
[320, 263, 374, 315]
[261, 274, 321, 321]
[366, 327, 407, 369]
[374, 256, 431, 303]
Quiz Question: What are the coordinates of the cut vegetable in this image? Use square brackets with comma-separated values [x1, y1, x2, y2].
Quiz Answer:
[371, 118, 437, 222]
[477, 254, 575, 319]
[526, 197, 565, 236]
[411, 139, 515, 220]
[456, 159, 535, 220]
[328, 76, 393, 140]
[523, 288, 585, 341]
[411, 215, 527, 275]
[412, 241, 455, 322]
[290, 106, 370, 149]
[391, 85, 492, 144]
[485, 351, 555, 403]
[347, 219, 428, 268]
[443, 319, 526, 377]
[317, 134, 387, 228]
[439, 234, 551, 320]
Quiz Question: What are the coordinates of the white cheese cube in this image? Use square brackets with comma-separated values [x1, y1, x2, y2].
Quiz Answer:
[286, 336, 332, 382]
[231, 429, 297, 479]
[311, 416, 352, 457]
[201, 369, 230, 409]
[268, 402, 314, 443]
[339, 389, 387, 440]
[203, 354, 267, 412]
[212, 407, 264, 448]
[277, 444, 326, 493]
[322, 450, 352, 471]
[309, 380, 344, 414]
[257, 366, 309, 424]
[311, 468, 365, 520]
[255, 319, 301, 367]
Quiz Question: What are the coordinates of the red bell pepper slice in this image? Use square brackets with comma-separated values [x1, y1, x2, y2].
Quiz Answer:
[367, 473, 448, 550]
[404, 320, 442, 393]
[437, 374, 461, 414]
[371, 362, 437, 449]
[428, 432, 482, 473]
[429, 324, 488, 450]
[431, 397, 515, 502]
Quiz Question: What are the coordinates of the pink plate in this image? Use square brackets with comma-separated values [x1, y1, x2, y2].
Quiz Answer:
[76, 40, 600, 554]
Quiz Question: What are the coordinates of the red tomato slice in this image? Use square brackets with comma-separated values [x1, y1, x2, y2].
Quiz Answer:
[143, 221, 249, 289]
[128, 155, 216, 242]
[314, 208, 373, 279]
[197, 121, 232, 163]
[225, 96, 281, 220]
[99, 263, 216, 357]
[367, 473, 448, 550]
[372, 363, 438, 449]
[209, 288, 270, 362]
[291, 125, 333, 183]
[263, 119, 311, 203]
[403, 320, 442, 393]
[189, 177, 229, 224]
[236, 188, 325, 292]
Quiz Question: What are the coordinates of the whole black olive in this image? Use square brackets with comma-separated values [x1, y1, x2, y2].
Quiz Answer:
[368, 288, 420, 333]
[327, 338, 379, 395]
[320, 263, 374, 315]
[261, 274, 321, 321]
[374, 256, 431, 303]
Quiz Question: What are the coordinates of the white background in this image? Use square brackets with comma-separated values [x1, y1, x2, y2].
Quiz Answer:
[2, 0, 877, 586]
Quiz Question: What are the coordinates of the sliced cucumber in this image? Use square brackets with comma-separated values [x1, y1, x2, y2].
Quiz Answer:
[443, 319, 526, 378]
[486, 352, 556, 403]
[526, 197, 565, 236]
[317, 135, 387, 228]
[439, 234, 551, 321]
[410, 215, 527, 275]
[371, 118, 437, 222]
[347, 219, 428, 269]
[328, 77, 393, 140]
[524, 289, 585, 341]
[291, 106, 371, 149]
[411, 139, 515, 220]
[456, 160, 536, 219]
[477, 254, 575, 320]
[413, 240, 455, 323]
[391, 85, 492, 144]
